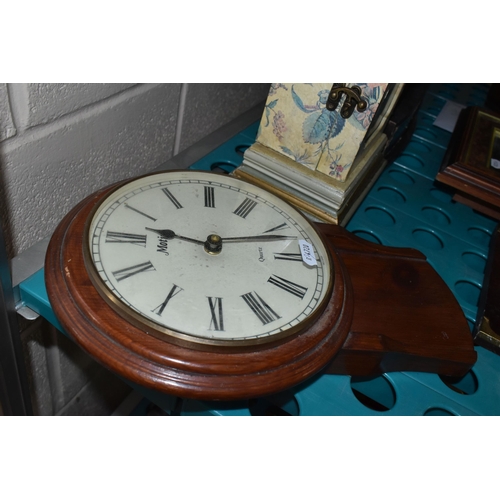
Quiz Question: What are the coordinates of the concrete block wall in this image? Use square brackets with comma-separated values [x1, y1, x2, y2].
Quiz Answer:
[0, 83, 270, 258]
[0, 83, 270, 415]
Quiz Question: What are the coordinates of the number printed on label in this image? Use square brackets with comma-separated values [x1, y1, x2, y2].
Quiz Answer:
[299, 240, 317, 267]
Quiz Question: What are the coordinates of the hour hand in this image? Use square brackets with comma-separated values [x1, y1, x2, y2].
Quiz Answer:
[145, 228, 205, 245]
[145, 227, 175, 239]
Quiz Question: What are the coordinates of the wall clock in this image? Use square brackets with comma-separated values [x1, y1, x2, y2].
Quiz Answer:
[45, 170, 476, 401]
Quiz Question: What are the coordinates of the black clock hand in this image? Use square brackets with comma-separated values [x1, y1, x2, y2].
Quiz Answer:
[203, 234, 296, 255]
[145, 228, 296, 256]
[145, 228, 205, 246]
[221, 235, 297, 243]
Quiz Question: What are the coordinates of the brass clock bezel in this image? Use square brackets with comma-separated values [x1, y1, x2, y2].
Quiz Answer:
[82, 170, 334, 351]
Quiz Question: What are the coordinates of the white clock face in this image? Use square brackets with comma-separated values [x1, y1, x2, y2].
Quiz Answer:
[87, 171, 332, 345]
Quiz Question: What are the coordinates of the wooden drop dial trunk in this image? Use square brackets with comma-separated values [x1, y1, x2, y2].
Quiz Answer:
[45, 183, 476, 401]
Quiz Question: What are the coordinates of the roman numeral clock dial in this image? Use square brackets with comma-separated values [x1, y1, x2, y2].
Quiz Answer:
[84, 171, 332, 344]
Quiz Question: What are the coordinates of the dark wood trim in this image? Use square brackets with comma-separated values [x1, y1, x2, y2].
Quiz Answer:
[319, 224, 477, 377]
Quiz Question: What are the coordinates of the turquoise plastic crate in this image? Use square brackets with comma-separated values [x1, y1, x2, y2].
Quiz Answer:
[187, 121, 259, 174]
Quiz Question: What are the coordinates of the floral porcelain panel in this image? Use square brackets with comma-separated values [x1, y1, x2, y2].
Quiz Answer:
[256, 83, 388, 182]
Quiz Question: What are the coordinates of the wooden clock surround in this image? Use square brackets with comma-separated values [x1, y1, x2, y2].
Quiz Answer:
[45, 181, 477, 401]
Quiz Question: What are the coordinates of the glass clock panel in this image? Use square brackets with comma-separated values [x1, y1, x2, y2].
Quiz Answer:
[87, 171, 332, 344]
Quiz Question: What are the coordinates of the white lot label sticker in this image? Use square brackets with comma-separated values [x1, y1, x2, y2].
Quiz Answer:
[299, 240, 317, 267]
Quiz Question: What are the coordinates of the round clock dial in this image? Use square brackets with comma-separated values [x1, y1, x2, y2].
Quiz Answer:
[85, 170, 332, 346]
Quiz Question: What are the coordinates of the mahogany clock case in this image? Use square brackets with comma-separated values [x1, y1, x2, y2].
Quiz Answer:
[45, 171, 477, 401]
[45, 172, 353, 401]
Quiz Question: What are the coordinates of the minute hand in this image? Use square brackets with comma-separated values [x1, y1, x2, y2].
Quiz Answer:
[222, 235, 297, 243]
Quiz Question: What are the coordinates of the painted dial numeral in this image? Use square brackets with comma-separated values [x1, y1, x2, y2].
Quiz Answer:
[273, 252, 303, 262]
[267, 275, 308, 299]
[162, 187, 183, 209]
[204, 186, 215, 208]
[105, 231, 147, 246]
[263, 222, 288, 233]
[208, 297, 224, 331]
[112, 261, 155, 282]
[233, 197, 257, 219]
[124, 203, 157, 221]
[152, 284, 183, 316]
[241, 291, 281, 325]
